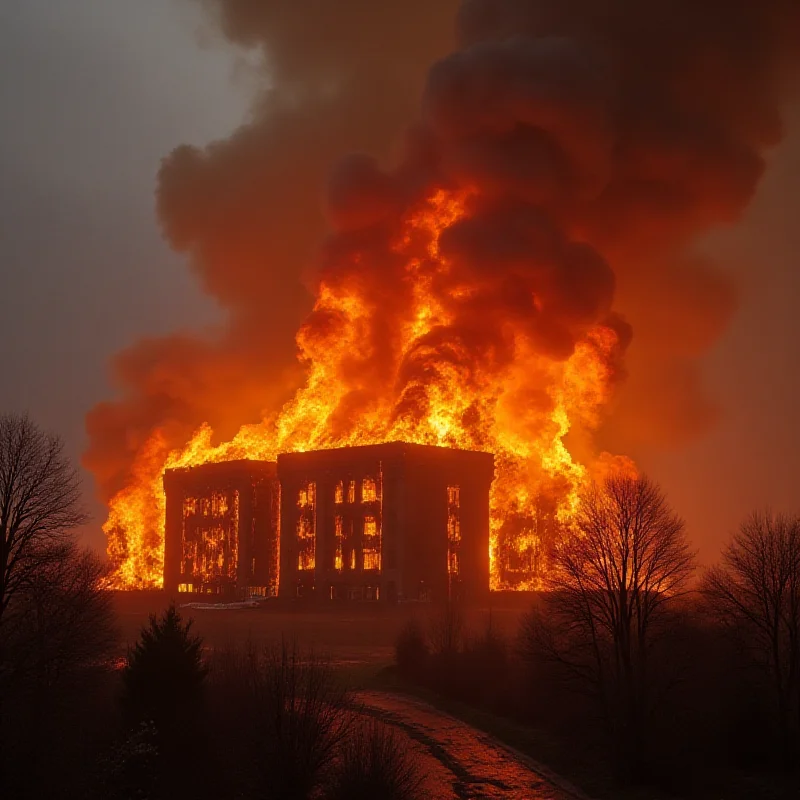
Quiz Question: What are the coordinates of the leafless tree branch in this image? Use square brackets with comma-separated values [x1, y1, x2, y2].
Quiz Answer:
[0, 413, 88, 623]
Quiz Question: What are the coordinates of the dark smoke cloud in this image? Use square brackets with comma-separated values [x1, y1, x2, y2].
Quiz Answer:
[86, 0, 800, 501]
[443, 0, 799, 449]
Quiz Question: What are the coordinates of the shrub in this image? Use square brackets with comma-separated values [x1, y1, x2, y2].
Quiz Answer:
[326, 719, 424, 800]
[208, 640, 351, 800]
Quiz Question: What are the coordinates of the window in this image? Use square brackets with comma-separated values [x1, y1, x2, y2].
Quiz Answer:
[298, 484, 315, 508]
[363, 553, 380, 570]
[447, 485, 461, 581]
[347, 480, 356, 504]
[363, 515, 381, 571]
[296, 516, 315, 571]
[447, 485, 460, 507]
[334, 515, 344, 572]
[362, 477, 378, 503]
[334, 480, 344, 504]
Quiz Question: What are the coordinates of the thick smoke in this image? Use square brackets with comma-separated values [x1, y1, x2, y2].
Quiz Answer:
[448, 0, 798, 450]
[86, 0, 799, 512]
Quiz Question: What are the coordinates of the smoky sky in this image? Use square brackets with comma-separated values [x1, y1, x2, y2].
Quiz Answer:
[0, 0, 248, 543]
[0, 0, 798, 563]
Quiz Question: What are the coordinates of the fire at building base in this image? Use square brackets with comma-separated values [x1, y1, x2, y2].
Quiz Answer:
[163, 443, 493, 603]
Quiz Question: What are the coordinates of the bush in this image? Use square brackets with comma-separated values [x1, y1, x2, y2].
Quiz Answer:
[395, 619, 429, 681]
[208, 640, 351, 800]
[326, 719, 424, 800]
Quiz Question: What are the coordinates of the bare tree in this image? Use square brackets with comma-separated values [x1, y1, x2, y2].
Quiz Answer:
[702, 510, 800, 764]
[3, 541, 116, 690]
[520, 473, 694, 778]
[0, 413, 87, 624]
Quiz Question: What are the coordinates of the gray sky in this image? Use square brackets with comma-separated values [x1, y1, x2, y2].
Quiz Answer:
[0, 0, 245, 546]
[0, 0, 798, 563]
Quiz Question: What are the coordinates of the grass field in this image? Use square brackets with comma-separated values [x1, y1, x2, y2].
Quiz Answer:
[112, 591, 527, 664]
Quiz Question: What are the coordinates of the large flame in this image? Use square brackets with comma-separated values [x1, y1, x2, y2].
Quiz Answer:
[105, 189, 631, 591]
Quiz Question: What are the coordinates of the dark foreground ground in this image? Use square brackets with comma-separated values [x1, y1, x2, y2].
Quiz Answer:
[113, 593, 800, 800]
[115, 592, 580, 799]
[356, 691, 590, 799]
[113, 591, 526, 664]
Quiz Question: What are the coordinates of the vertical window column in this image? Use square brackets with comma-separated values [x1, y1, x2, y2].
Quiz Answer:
[296, 483, 316, 571]
[447, 486, 461, 596]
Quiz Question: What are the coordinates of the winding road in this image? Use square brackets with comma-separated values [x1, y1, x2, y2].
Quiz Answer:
[356, 691, 592, 800]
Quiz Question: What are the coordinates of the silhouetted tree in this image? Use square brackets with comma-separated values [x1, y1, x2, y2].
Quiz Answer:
[0, 414, 91, 794]
[122, 604, 207, 737]
[1, 540, 118, 797]
[521, 473, 695, 780]
[327, 718, 424, 800]
[460, 623, 510, 709]
[703, 510, 800, 765]
[0, 414, 87, 626]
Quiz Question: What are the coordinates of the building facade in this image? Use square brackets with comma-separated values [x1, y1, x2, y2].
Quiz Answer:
[162, 443, 494, 602]
[277, 442, 494, 603]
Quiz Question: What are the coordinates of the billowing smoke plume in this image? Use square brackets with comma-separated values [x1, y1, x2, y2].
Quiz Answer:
[86, 0, 800, 587]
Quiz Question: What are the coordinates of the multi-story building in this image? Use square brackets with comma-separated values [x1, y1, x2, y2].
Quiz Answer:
[162, 443, 493, 602]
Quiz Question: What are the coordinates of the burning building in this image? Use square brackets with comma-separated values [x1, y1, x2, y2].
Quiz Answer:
[90, 1, 800, 596]
[163, 460, 280, 596]
[161, 443, 493, 601]
[277, 442, 494, 603]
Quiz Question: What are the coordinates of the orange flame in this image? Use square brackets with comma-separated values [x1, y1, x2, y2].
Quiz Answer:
[104, 189, 628, 590]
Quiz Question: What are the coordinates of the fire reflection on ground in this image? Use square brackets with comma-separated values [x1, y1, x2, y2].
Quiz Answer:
[356, 691, 589, 800]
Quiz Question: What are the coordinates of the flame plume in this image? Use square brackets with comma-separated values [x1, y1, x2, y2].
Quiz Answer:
[105, 189, 629, 590]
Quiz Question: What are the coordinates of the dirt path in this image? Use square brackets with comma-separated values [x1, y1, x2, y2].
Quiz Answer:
[355, 690, 592, 800]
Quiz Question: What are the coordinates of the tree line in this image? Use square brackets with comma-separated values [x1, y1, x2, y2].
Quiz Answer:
[395, 475, 800, 797]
